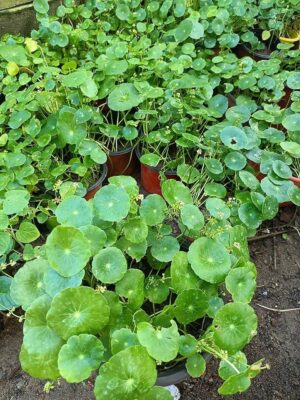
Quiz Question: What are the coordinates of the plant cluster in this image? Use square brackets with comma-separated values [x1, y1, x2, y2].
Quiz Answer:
[0, 0, 299, 398]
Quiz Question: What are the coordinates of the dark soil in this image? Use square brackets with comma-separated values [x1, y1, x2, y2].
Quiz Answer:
[0, 208, 299, 400]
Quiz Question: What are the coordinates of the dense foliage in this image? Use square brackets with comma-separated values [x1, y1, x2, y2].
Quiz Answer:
[0, 0, 299, 398]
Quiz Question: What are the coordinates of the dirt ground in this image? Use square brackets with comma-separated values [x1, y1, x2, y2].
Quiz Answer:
[0, 208, 299, 400]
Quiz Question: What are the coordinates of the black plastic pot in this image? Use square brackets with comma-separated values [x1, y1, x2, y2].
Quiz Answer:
[156, 353, 211, 386]
[84, 164, 108, 200]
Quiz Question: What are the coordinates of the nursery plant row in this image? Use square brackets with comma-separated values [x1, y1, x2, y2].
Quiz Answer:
[0, 1, 299, 399]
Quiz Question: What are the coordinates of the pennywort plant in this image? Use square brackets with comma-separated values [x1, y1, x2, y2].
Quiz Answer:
[4, 177, 266, 398]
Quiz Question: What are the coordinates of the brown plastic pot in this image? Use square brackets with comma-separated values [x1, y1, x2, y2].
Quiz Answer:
[84, 164, 108, 200]
[107, 147, 138, 178]
[136, 147, 179, 195]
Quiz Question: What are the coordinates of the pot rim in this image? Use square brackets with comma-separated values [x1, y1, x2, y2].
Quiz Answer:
[135, 145, 178, 175]
[109, 145, 135, 156]
[86, 164, 108, 193]
[156, 353, 211, 387]
[239, 42, 271, 60]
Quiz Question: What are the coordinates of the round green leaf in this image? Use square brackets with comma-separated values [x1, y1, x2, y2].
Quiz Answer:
[177, 164, 201, 184]
[280, 141, 300, 157]
[16, 221, 40, 244]
[3, 189, 29, 215]
[213, 303, 257, 354]
[151, 236, 180, 262]
[181, 204, 204, 230]
[205, 158, 223, 175]
[137, 320, 179, 362]
[145, 276, 169, 304]
[92, 247, 127, 284]
[55, 196, 93, 227]
[261, 177, 293, 203]
[46, 226, 91, 277]
[224, 152, 247, 171]
[218, 372, 251, 396]
[10, 259, 48, 310]
[282, 114, 300, 132]
[287, 72, 300, 89]
[58, 334, 105, 383]
[179, 334, 198, 357]
[111, 328, 139, 355]
[124, 217, 148, 244]
[218, 351, 248, 380]
[20, 344, 60, 380]
[288, 185, 300, 206]
[206, 198, 231, 220]
[144, 387, 173, 400]
[46, 287, 110, 340]
[272, 160, 292, 179]
[174, 289, 208, 325]
[262, 196, 279, 220]
[186, 354, 206, 378]
[162, 180, 193, 206]
[239, 171, 259, 190]
[108, 83, 142, 111]
[140, 195, 167, 226]
[225, 267, 256, 303]
[188, 238, 231, 283]
[238, 203, 262, 229]
[175, 19, 193, 42]
[94, 185, 130, 222]
[204, 182, 227, 198]
[220, 127, 248, 150]
[94, 346, 156, 400]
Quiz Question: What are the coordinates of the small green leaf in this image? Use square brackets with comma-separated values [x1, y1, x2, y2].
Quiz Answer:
[137, 320, 179, 362]
[58, 334, 105, 383]
[92, 247, 127, 284]
[225, 267, 256, 303]
[186, 354, 206, 378]
[94, 185, 130, 222]
[16, 222, 40, 244]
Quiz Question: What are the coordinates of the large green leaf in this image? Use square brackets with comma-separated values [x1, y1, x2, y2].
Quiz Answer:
[124, 217, 148, 243]
[0, 45, 28, 66]
[92, 247, 127, 284]
[20, 344, 60, 380]
[46, 287, 110, 340]
[94, 185, 130, 222]
[108, 83, 142, 111]
[137, 321, 179, 362]
[3, 190, 29, 215]
[162, 180, 193, 206]
[139, 195, 167, 226]
[55, 196, 93, 227]
[213, 303, 257, 354]
[46, 226, 91, 277]
[151, 236, 180, 262]
[225, 267, 256, 303]
[10, 259, 49, 310]
[174, 289, 208, 325]
[58, 334, 105, 383]
[188, 238, 231, 283]
[94, 346, 157, 400]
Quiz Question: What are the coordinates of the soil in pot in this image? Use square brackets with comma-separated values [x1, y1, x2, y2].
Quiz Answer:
[107, 147, 138, 178]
